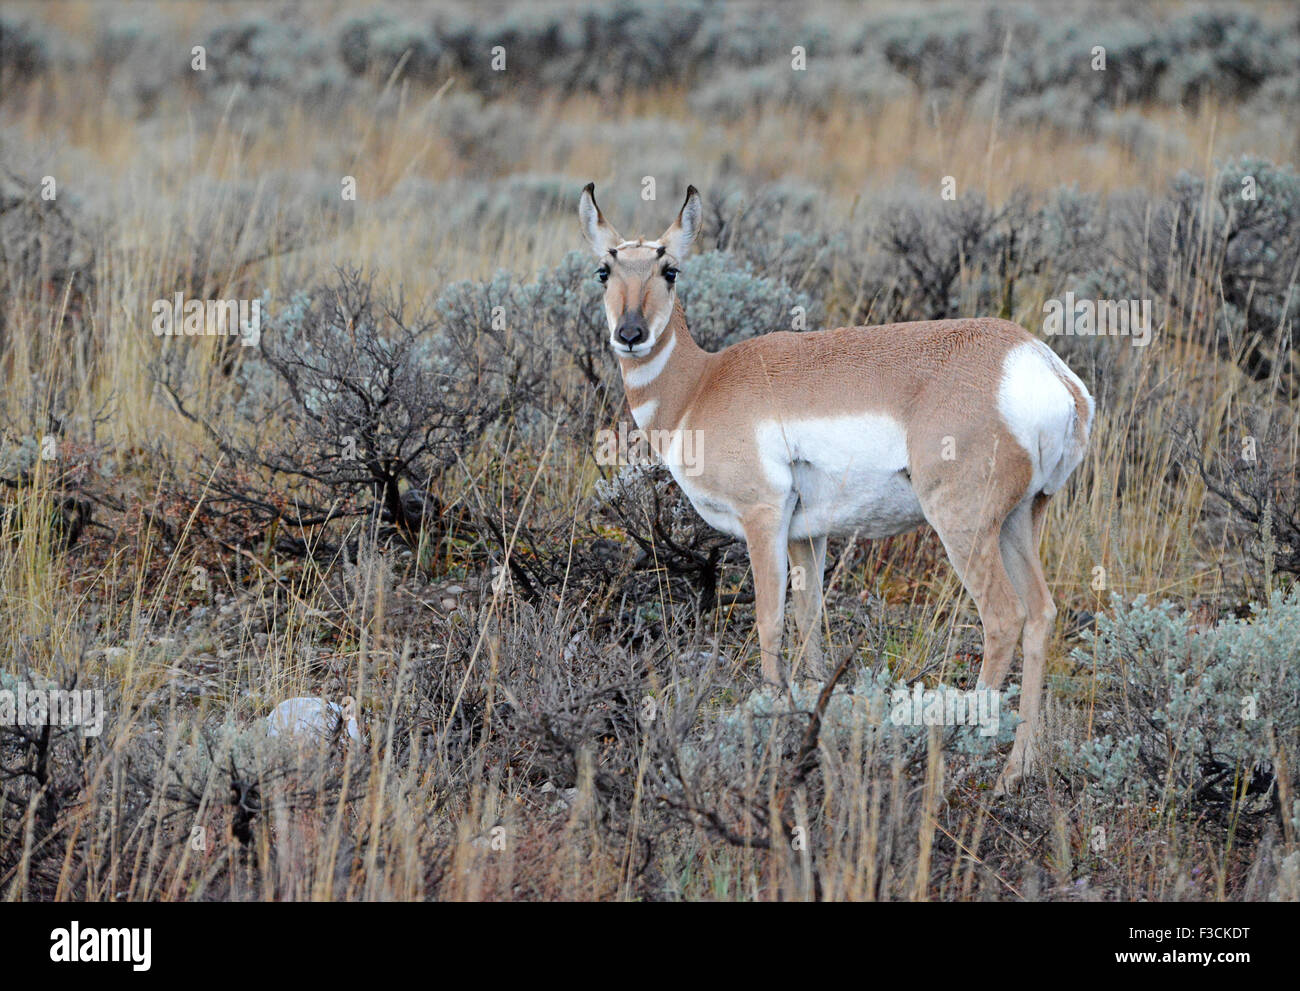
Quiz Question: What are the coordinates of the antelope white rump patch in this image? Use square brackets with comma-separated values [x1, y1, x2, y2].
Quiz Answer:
[997, 341, 1089, 494]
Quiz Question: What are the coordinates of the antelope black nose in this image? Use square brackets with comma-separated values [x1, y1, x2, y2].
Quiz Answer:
[616, 314, 647, 348]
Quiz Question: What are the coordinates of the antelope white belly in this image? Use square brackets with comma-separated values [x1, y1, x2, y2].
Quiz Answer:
[757, 414, 925, 540]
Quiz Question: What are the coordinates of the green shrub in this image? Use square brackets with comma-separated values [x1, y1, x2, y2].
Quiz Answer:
[0, 15, 50, 79]
[1066, 588, 1300, 827]
[1118, 155, 1300, 387]
[677, 250, 822, 350]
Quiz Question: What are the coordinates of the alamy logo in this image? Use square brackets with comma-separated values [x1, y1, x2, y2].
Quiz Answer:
[594, 422, 705, 476]
[0, 683, 105, 737]
[50, 922, 151, 971]
[889, 684, 1001, 737]
[151, 293, 261, 347]
[1043, 291, 1152, 347]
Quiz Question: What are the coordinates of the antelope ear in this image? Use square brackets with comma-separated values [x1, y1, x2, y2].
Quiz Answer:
[579, 183, 621, 257]
[659, 185, 702, 259]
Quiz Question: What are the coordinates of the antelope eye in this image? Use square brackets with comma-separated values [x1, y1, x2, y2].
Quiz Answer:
[663, 266, 679, 284]
[595, 265, 610, 284]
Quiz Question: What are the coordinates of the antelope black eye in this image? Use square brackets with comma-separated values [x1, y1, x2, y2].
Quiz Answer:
[596, 265, 610, 284]
[663, 266, 678, 284]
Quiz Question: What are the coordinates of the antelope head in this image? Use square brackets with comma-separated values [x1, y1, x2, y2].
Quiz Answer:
[578, 183, 702, 358]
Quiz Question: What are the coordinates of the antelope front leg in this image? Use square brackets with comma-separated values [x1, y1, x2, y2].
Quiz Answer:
[742, 506, 792, 687]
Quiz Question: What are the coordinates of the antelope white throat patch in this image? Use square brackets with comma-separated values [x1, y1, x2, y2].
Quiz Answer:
[623, 331, 676, 388]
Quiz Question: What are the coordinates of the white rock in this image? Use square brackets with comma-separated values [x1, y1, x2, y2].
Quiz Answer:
[562, 632, 588, 663]
[265, 697, 359, 741]
[539, 782, 579, 811]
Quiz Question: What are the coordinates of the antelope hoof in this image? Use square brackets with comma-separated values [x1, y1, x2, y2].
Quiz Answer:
[795, 647, 828, 683]
[993, 758, 1025, 797]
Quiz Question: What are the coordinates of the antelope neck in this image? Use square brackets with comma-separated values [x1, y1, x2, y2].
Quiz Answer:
[617, 301, 706, 431]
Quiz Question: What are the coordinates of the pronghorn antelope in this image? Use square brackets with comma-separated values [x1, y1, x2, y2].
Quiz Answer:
[579, 183, 1094, 791]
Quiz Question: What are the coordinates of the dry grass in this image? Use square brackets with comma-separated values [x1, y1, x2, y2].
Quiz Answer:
[1, 0, 1296, 901]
